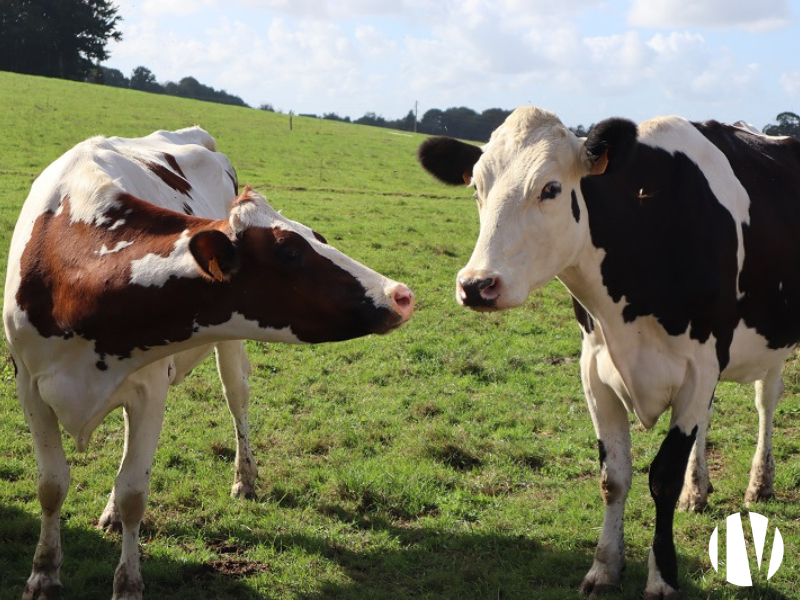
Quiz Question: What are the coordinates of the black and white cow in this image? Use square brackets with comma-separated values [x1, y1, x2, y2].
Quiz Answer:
[417, 106, 800, 598]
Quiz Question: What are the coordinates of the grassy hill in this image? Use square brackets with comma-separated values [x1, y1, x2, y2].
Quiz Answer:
[1, 71, 798, 599]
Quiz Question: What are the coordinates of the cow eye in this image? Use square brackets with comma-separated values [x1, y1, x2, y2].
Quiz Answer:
[541, 181, 562, 200]
[276, 244, 302, 264]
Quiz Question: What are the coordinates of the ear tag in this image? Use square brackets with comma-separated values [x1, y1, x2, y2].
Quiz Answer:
[208, 256, 224, 282]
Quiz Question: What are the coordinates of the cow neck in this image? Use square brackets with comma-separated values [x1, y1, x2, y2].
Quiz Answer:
[556, 240, 615, 328]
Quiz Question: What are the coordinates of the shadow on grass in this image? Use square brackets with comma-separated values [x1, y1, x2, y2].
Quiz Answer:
[0, 503, 259, 600]
[1, 502, 790, 600]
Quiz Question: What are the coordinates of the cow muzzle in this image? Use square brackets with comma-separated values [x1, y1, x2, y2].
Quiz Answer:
[375, 282, 415, 333]
[457, 271, 502, 311]
[389, 283, 415, 323]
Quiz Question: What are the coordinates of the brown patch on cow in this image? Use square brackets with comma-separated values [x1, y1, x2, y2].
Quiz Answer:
[16, 191, 397, 366]
[232, 185, 257, 206]
[16, 192, 224, 358]
[140, 158, 193, 196]
[162, 153, 187, 180]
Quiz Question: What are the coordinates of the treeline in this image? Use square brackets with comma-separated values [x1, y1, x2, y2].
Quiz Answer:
[306, 107, 593, 142]
[317, 107, 800, 143]
[98, 66, 248, 108]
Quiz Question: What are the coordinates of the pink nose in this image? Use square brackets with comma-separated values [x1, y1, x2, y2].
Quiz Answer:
[388, 283, 415, 322]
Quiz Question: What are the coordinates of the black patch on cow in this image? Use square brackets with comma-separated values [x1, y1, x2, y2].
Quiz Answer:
[226, 170, 239, 195]
[571, 296, 594, 334]
[580, 138, 740, 370]
[585, 118, 638, 174]
[694, 120, 800, 350]
[597, 439, 607, 469]
[649, 425, 698, 591]
[182, 202, 195, 216]
[571, 189, 580, 223]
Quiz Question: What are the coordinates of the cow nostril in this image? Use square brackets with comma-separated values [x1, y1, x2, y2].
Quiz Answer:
[478, 277, 500, 300]
[458, 275, 501, 305]
[390, 285, 415, 319]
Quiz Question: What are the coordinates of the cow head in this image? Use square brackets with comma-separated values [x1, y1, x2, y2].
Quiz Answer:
[188, 187, 415, 343]
[418, 106, 637, 311]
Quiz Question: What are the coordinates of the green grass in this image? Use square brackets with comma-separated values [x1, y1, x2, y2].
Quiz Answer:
[1, 71, 799, 599]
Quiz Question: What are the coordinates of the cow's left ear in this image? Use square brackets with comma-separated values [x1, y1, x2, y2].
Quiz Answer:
[580, 118, 638, 176]
[189, 229, 239, 282]
[417, 136, 483, 186]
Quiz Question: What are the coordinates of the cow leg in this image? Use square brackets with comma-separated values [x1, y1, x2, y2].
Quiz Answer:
[215, 341, 256, 499]
[98, 361, 179, 534]
[579, 349, 632, 596]
[21, 373, 70, 600]
[745, 366, 782, 504]
[97, 404, 134, 534]
[644, 423, 699, 599]
[109, 370, 169, 600]
[678, 399, 713, 512]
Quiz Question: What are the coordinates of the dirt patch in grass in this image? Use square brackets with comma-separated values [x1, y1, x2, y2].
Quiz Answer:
[183, 558, 270, 580]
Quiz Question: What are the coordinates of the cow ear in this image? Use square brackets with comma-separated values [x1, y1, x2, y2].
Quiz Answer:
[580, 118, 638, 176]
[189, 229, 239, 282]
[417, 136, 483, 186]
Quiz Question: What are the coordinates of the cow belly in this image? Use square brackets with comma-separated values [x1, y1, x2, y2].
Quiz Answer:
[722, 322, 793, 383]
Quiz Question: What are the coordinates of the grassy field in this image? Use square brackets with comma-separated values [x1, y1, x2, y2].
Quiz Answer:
[0, 71, 799, 599]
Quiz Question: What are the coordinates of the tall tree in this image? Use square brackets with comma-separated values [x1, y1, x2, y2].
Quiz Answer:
[0, 0, 122, 80]
[763, 112, 800, 139]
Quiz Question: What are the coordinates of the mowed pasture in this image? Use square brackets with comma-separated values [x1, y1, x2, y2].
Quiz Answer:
[0, 71, 799, 599]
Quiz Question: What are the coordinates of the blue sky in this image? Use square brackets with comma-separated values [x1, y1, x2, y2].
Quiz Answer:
[108, 0, 800, 130]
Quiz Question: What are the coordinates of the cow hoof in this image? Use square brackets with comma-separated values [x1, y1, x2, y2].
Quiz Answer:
[580, 570, 621, 597]
[643, 583, 680, 599]
[677, 493, 707, 513]
[23, 576, 63, 600]
[579, 580, 619, 597]
[745, 486, 775, 505]
[231, 481, 256, 500]
[97, 507, 123, 534]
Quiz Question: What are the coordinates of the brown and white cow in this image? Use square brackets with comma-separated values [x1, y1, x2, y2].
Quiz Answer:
[4, 127, 414, 599]
[418, 107, 799, 597]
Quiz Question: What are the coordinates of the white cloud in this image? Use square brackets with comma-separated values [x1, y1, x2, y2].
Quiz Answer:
[781, 70, 800, 96]
[106, 0, 791, 127]
[628, 0, 791, 32]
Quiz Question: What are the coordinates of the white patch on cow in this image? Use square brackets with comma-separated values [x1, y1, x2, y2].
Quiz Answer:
[129, 230, 200, 287]
[108, 219, 126, 231]
[199, 312, 303, 345]
[722, 321, 793, 383]
[98, 241, 134, 256]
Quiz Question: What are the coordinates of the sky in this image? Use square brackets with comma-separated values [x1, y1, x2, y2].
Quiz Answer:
[106, 0, 800, 130]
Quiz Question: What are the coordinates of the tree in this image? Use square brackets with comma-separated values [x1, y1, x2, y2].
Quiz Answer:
[763, 112, 800, 139]
[129, 66, 162, 93]
[0, 0, 122, 81]
[162, 76, 247, 106]
[100, 66, 128, 88]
